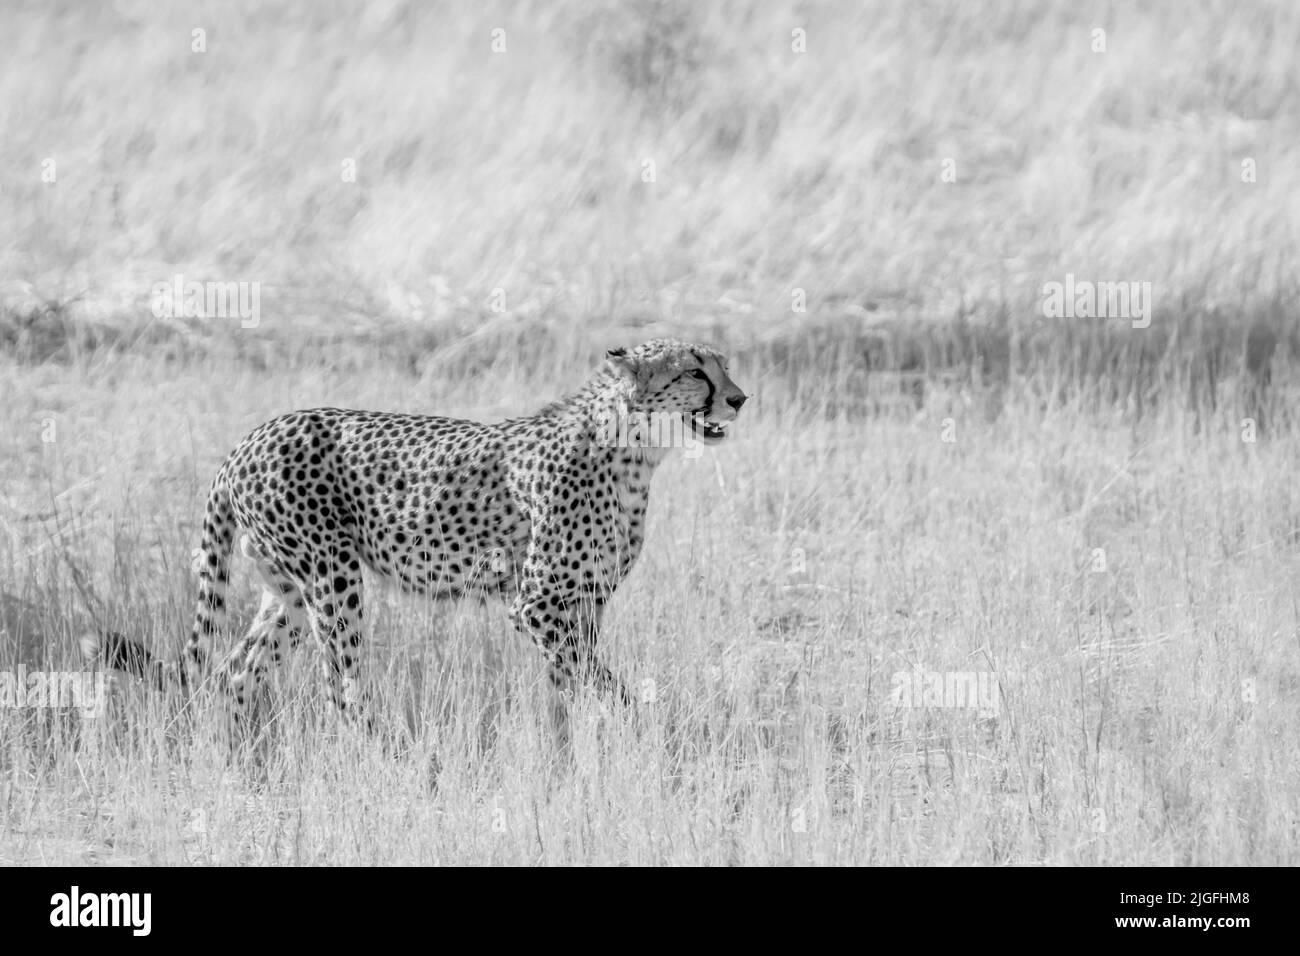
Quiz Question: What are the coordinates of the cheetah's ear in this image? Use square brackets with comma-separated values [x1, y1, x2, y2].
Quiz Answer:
[605, 347, 640, 378]
[605, 348, 641, 412]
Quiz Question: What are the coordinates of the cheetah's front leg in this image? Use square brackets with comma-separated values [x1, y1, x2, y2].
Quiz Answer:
[509, 588, 631, 709]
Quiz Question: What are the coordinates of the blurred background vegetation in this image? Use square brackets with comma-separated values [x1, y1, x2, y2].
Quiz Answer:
[1, 0, 1297, 416]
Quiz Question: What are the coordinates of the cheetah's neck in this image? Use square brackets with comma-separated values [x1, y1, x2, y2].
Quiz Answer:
[540, 369, 674, 467]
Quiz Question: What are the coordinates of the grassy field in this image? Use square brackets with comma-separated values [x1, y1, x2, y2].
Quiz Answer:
[2, 0, 1299, 864]
[4, 350, 1299, 865]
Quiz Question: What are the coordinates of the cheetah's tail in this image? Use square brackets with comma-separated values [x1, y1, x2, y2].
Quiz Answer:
[185, 478, 237, 688]
[79, 630, 185, 692]
[79, 478, 237, 695]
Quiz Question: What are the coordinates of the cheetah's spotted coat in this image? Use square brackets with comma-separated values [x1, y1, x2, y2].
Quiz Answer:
[88, 339, 746, 727]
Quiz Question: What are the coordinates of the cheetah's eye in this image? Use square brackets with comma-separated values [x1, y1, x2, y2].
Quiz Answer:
[688, 369, 708, 380]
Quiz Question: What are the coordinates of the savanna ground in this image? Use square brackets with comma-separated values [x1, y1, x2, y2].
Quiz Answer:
[2, 0, 1299, 864]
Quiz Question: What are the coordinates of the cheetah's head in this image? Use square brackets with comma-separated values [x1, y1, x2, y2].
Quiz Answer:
[604, 338, 747, 446]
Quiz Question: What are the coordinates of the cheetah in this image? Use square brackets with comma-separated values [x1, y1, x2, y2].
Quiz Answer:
[85, 339, 746, 729]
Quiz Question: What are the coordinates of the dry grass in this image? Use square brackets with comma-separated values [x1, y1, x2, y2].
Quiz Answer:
[3, 1, 1298, 385]
[2, 0, 1299, 864]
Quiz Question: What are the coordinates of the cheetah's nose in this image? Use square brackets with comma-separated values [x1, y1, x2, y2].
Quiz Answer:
[727, 393, 747, 411]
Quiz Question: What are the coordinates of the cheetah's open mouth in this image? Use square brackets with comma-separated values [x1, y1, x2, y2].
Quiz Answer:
[690, 411, 731, 444]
